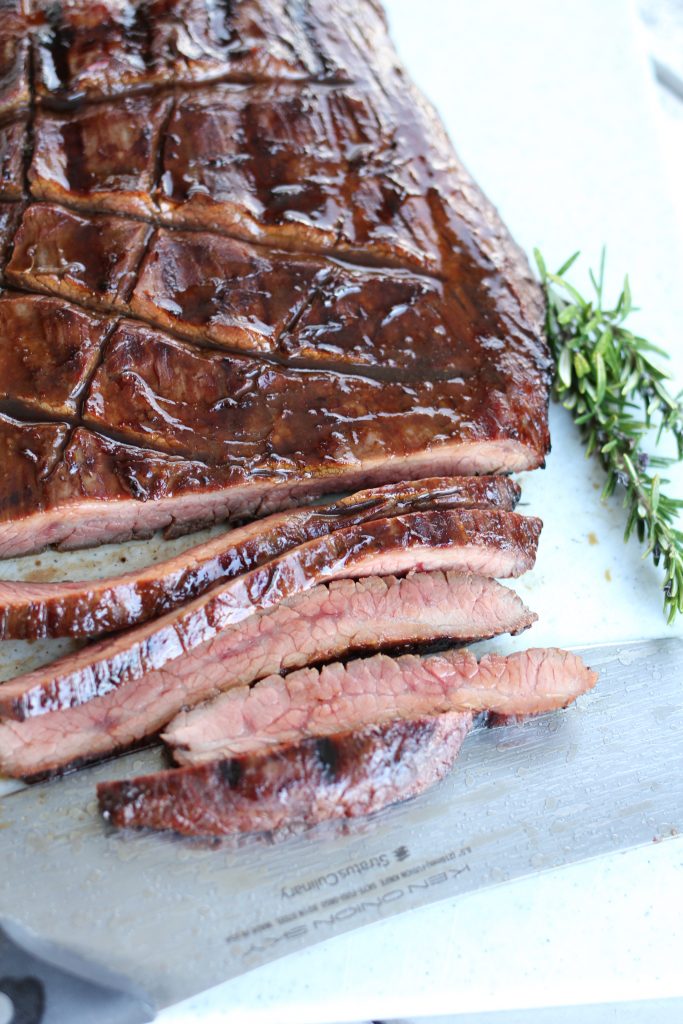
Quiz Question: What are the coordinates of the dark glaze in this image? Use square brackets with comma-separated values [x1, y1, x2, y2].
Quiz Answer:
[6, 203, 152, 310]
[0, 412, 69, 516]
[0, 508, 542, 724]
[30, 0, 357, 104]
[131, 226, 494, 376]
[0, 11, 30, 116]
[131, 228, 320, 353]
[0, 115, 27, 199]
[0, 294, 109, 416]
[29, 95, 174, 214]
[0, 0, 550, 558]
[0, 475, 522, 639]
[0, 200, 24, 281]
[96, 713, 474, 836]
[81, 319, 546, 467]
[156, 80, 443, 271]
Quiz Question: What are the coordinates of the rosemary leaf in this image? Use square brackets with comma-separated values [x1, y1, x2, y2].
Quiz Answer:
[534, 248, 683, 623]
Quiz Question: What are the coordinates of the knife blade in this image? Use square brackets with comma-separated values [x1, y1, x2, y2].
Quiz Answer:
[0, 637, 681, 1021]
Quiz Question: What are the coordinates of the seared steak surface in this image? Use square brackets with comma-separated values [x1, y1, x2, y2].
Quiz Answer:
[98, 713, 476, 837]
[0, 0, 550, 556]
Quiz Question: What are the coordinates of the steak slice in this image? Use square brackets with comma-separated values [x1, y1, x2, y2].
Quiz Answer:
[164, 647, 596, 766]
[0, 422, 529, 559]
[0, 571, 534, 779]
[98, 713, 475, 837]
[0, 475, 521, 640]
[0, 508, 541, 724]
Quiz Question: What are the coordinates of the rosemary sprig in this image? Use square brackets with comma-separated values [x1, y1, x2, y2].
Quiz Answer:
[534, 248, 683, 623]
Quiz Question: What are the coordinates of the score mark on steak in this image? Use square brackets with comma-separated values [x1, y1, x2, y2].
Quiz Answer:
[0, 0, 551, 556]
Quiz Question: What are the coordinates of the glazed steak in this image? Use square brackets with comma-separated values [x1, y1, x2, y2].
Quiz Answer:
[0, 0, 550, 556]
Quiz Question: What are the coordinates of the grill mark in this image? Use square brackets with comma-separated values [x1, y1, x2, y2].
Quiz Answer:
[149, 96, 177, 207]
[314, 736, 339, 779]
[20, 44, 37, 199]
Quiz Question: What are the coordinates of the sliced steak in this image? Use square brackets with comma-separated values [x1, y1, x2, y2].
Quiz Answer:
[0, 507, 541, 724]
[0, 513, 541, 778]
[0, 475, 521, 640]
[0, 571, 535, 778]
[165, 647, 596, 766]
[97, 713, 475, 837]
[0, 422, 530, 559]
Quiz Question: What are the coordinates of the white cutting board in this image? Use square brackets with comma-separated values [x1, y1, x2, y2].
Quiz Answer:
[1, 0, 681, 1018]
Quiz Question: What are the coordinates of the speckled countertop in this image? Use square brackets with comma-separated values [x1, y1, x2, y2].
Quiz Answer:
[156, 1, 683, 1020]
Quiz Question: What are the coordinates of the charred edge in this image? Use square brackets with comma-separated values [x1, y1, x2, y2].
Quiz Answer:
[314, 736, 340, 779]
[216, 757, 242, 788]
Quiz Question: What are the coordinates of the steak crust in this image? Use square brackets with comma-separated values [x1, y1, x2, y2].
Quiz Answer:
[0, 0, 550, 556]
[97, 712, 475, 837]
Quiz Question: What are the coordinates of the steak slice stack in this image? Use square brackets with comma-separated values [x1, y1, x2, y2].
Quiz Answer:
[0, 0, 550, 557]
[0, 475, 521, 639]
[98, 649, 598, 836]
[0, 508, 541, 721]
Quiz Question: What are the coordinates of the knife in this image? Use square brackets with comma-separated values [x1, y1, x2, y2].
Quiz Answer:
[0, 637, 681, 1023]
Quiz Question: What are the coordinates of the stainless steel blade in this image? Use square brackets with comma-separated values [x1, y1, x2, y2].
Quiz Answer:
[0, 637, 681, 1016]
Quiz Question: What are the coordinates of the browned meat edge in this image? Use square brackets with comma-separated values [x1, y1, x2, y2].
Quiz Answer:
[0, 508, 542, 723]
[97, 712, 475, 837]
[0, 475, 521, 639]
